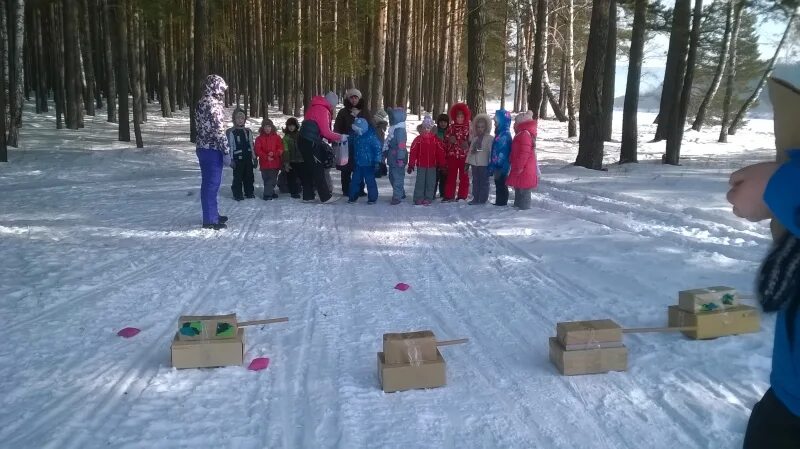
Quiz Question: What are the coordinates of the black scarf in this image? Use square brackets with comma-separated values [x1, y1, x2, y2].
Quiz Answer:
[757, 232, 800, 342]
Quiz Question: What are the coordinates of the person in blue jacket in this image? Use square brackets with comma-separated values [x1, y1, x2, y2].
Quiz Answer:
[727, 150, 800, 448]
[347, 118, 382, 204]
[384, 107, 408, 205]
[488, 109, 513, 206]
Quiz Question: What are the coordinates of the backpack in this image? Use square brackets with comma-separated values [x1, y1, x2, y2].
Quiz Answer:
[299, 120, 335, 169]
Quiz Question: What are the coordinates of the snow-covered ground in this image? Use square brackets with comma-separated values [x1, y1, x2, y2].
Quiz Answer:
[0, 104, 779, 448]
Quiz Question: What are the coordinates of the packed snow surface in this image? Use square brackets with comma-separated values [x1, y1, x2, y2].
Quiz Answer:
[0, 105, 779, 448]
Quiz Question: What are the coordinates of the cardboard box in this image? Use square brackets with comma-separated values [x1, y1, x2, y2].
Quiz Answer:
[556, 320, 623, 347]
[383, 331, 439, 365]
[377, 350, 446, 393]
[171, 328, 245, 369]
[549, 337, 627, 376]
[177, 314, 238, 341]
[668, 305, 760, 340]
[678, 286, 739, 313]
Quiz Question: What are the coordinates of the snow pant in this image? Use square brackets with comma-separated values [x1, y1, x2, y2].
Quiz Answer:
[349, 165, 379, 202]
[286, 163, 304, 196]
[340, 166, 366, 197]
[743, 388, 800, 449]
[436, 169, 447, 198]
[514, 188, 532, 210]
[470, 165, 490, 204]
[260, 169, 279, 198]
[413, 167, 438, 202]
[494, 172, 509, 206]
[444, 158, 469, 200]
[388, 164, 407, 200]
[324, 169, 333, 193]
[196, 148, 223, 225]
[277, 171, 290, 193]
[231, 157, 255, 199]
[299, 138, 333, 202]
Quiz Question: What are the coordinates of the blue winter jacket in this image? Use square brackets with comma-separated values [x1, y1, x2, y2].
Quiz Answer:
[385, 108, 408, 166]
[764, 149, 800, 416]
[351, 118, 383, 168]
[488, 110, 513, 176]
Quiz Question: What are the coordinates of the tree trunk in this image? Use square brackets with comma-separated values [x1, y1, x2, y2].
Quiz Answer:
[665, 0, 700, 165]
[128, 6, 143, 147]
[157, 19, 172, 118]
[79, 0, 96, 116]
[654, 0, 691, 142]
[466, 0, 486, 114]
[371, 0, 388, 113]
[691, 0, 734, 131]
[0, 2, 7, 161]
[575, 0, 610, 170]
[62, 0, 82, 130]
[100, 1, 115, 122]
[718, 0, 744, 143]
[33, 8, 49, 113]
[728, 9, 796, 135]
[566, 0, 576, 137]
[538, 1, 550, 119]
[191, 0, 207, 142]
[500, 0, 509, 110]
[7, 0, 25, 146]
[112, 0, 130, 141]
[50, 4, 67, 130]
[602, 0, 616, 141]
[396, 0, 412, 108]
[528, 0, 547, 115]
[619, 0, 647, 163]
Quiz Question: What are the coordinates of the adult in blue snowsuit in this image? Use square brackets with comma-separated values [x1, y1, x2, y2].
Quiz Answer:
[488, 109, 513, 207]
[347, 118, 382, 204]
[195, 75, 230, 230]
[728, 152, 800, 448]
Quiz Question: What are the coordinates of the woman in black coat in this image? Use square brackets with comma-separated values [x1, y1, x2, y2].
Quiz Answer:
[334, 88, 373, 196]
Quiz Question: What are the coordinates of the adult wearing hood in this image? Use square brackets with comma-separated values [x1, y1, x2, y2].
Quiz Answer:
[488, 110, 513, 206]
[507, 111, 540, 210]
[298, 92, 345, 203]
[195, 75, 230, 230]
[334, 88, 373, 196]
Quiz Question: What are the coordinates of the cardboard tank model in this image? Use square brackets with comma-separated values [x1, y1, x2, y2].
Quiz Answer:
[171, 314, 288, 369]
[669, 287, 760, 340]
[377, 330, 468, 393]
[549, 319, 627, 376]
[551, 287, 761, 376]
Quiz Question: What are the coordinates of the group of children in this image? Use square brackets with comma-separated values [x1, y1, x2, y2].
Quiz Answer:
[224, 102, 540, 209]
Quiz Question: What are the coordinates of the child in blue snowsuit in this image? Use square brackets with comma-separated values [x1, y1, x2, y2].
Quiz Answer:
[348, 118, 382, 204]
[384, 107, 408, 204]
[727, 152, 800, 448]
[488, 109, 513, 206]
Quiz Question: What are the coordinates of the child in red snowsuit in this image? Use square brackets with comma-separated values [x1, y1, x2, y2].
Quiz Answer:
[254, 118, 284, 200]
[443, 103, 471, 201]
[408, 116, 446, 205]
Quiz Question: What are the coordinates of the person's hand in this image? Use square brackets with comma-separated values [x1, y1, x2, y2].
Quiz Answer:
[727, 162, 780, 222]
[448, 136, 457, 145]
[351, 108, 361, 117]
[407, 166, 414, 175]
[460, 141, 469, 150]
[223, 153, 233, 168]
[284, 163, 291, 172]
[340, 135, 348, 144]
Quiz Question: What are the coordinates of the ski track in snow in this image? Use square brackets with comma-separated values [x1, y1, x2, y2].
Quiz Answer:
[0, 106, 778, 448]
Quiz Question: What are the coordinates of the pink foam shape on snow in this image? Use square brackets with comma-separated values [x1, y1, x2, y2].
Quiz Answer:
[394, 283, 410, 291]
[248, 358, 270, 371]
[117, 327, 141, 338]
